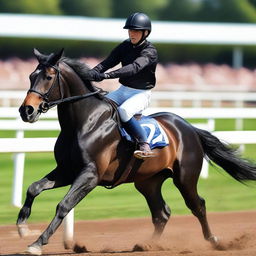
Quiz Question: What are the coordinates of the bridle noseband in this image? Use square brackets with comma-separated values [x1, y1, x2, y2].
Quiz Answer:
[28, 63, 100, 113]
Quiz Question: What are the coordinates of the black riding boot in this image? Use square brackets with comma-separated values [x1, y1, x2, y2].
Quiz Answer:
[124, 117, 156, 159]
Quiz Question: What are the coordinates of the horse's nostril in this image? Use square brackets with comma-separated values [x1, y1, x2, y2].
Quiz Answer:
[25, 105, 35, 116]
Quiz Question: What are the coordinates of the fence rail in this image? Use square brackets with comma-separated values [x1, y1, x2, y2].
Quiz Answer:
[151, 91, 256, 108]
[1, 90, 256, 108]
[1, 105, 256, 119]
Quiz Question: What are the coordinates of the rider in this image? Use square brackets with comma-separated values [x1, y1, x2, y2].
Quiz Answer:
[88, 12, 158, 159]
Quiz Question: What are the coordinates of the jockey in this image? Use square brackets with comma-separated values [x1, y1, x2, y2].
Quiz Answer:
[88, 12, 158, 159]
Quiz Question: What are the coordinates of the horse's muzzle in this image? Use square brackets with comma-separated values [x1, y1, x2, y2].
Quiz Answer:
[19, 105, 40, 123]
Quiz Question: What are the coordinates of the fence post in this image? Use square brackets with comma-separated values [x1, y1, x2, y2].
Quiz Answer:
[12, 129, 25, 207]
[63, 208, 74, 249]
[201, 159, 209, 179]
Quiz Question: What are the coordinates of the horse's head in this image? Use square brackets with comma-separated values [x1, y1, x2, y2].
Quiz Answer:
[19, 48, 64, 123]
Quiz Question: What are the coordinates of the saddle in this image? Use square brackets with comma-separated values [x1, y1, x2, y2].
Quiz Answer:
[102, 98, 170, 189]
[105, 97, 169, 149]
[120, 115, 169, 149]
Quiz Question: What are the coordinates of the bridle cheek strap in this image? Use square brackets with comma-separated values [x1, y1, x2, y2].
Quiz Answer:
[28, 64, 101, 113]
[28, 65, 61, 103]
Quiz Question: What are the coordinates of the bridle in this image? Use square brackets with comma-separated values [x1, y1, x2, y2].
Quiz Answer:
[28, 63, 100, 113]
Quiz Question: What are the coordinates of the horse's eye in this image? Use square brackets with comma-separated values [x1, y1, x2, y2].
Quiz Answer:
[46, 76, 52, 81]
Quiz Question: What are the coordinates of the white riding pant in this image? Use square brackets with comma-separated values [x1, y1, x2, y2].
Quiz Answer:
[106, 85, 151, 122]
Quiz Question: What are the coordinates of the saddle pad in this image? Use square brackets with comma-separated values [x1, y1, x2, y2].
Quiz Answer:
[120, 116, 169, 149]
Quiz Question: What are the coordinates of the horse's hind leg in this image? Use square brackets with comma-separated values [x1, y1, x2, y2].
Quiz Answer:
[17, 167, 68, 238]
[134, 169, 171, 239]
[173, 159, 218, 248]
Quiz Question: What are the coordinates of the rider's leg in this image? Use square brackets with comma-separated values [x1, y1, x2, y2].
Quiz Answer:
[123, 116, 155, 159]
[117, 90, 155, 159]
[107, 85, 155, 159]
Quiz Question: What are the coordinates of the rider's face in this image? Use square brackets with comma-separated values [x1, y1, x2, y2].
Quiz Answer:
[128, 29, 143, 44]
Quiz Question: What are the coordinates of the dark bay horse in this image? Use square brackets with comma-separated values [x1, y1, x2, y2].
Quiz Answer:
[18, 49, 256, 255]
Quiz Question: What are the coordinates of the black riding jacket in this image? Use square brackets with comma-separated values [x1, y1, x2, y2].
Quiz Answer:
[93, 39, 158, 90]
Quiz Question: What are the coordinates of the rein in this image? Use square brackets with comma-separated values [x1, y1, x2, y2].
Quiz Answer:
[29, 63, 101, 112]
[46, 89, 101, 109]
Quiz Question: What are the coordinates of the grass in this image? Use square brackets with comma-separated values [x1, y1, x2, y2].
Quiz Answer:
[0, 119, 256, 225]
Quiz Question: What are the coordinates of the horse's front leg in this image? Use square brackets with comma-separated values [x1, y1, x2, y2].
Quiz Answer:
[27, 163, 98, 255]
[17, 168, 68, 238]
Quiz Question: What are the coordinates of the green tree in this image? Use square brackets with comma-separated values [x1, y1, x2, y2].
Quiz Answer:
[249, 0, 256, 7]
[197, 0, 256, 23]
[112, 0, 168, 19]
[159, 0, 202, 21]
[60, 0, 112, 17]
[0, 0, 61, 14]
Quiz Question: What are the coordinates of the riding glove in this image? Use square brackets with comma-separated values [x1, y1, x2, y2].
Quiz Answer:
[87, 70, 110, 81]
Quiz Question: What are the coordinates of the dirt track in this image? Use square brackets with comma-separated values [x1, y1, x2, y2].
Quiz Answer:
[0, 211, 256, 256]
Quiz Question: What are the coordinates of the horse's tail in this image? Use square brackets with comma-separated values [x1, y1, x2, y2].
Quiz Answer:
[194, 127, 256, 183]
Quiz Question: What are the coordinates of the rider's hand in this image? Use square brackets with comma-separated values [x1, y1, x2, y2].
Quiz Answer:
[87, 70, 110, 81]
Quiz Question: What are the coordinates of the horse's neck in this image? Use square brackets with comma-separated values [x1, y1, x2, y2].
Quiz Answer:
[58, 64, 112, 132]
[58, 99, 115, 135]
[60, 62, 90, 97]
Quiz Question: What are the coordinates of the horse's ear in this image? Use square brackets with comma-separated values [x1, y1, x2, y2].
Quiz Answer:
[34, 48, 43, 62]
[57, 48, 64, 58]
[48, 48, 64, 66]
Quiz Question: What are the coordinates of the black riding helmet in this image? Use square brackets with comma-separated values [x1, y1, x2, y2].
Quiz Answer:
[123, 12, 151, 45]
[123, 12, 151, 32]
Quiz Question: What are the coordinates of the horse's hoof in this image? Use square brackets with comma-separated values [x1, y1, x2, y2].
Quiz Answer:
[133, 243, 148, 251]
[133, 242, 164, 252]
[208, 235, 225, 250]
[17, 224, 30, 238]
[208, 235, 218, 244]
[26, 245, 42, 255]
[17, 224, 41, 238]
[208, 236, 219, 245]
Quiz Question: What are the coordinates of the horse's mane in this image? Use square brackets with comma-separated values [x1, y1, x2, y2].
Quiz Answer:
[60, 57, 106, 98]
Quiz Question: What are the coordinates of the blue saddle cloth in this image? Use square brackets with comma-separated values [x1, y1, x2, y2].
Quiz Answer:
[120, 116, 169, 149]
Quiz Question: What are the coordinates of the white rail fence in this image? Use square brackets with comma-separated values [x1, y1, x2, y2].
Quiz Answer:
[1, 90, 255, 130]
[151, 91, 256, 108]
[1, 106, 256, 244]
[1, 90, 256, 108]
[0, 119, 60, 207]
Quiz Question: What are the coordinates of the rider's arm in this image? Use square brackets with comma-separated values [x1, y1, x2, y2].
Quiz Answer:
[106, 46, 157, 79]
[92, 44, 122, 73]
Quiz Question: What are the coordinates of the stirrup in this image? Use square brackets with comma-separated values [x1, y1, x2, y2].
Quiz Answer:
[134, 149, 156, 159]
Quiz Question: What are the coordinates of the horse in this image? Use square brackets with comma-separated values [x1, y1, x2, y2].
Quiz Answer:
[17, 48, 256, 255]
